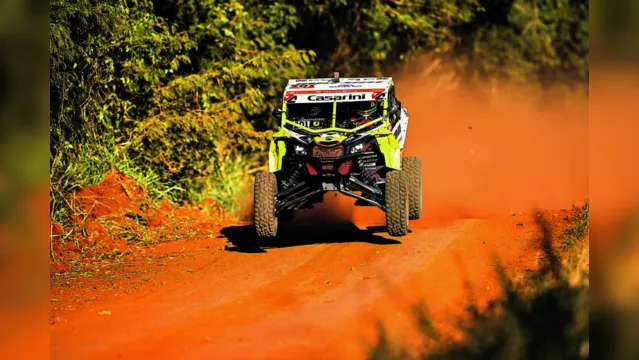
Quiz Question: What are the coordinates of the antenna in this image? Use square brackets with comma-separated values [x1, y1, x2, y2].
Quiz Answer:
[333, 71, 339, 82]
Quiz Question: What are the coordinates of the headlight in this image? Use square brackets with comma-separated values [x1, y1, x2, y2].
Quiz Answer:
[294, 145, 307, 155]
[350, 143, 365, 154]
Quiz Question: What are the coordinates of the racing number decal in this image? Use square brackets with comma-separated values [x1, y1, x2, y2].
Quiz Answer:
[372, 92, 386, 100]
[295, 120, 324, 129]
[283, 94, 297, 103]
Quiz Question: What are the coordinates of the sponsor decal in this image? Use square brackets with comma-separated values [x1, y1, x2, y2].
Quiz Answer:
[289, 83, 317, 89]
[290, 79, 320, 83]
[286, 88, 385, 95]
[341, 80, 386, 84]
[372, 92, 386, 99]
[328, 84, 360, 88]
[308, 94, 366, 101]
[288, 77, 391, 84]
[312, 146, 345, 158]
[393, 124, 402, 139]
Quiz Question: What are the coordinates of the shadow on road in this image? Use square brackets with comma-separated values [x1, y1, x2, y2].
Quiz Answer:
[221, 221, 401, 253]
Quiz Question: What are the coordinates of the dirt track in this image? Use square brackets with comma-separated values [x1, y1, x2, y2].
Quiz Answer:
[50, 71, 588, 359]
[50, 206, 555, 360]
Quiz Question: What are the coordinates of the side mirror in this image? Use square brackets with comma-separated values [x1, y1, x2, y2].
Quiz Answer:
[389, 102, 400, 115]
[272, 107, 283, 120]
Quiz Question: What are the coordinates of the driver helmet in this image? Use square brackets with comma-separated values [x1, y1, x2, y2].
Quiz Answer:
[306, 106, 323, 117]
[356, 101, 378, 118]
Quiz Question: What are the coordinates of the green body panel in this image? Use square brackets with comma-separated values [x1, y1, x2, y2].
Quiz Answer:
[268, 128, 290, 172]
[268, 122, 402, 172]
[371, 126, 402, 170]
[312, 134, 348, 144]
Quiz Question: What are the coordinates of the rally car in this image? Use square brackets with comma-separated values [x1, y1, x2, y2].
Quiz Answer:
[254, 73, 422, 237]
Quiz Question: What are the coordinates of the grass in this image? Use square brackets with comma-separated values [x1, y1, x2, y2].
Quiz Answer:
[191, 153, 256, 215]
[50, 131, 254, 230]
[49, 134, 234, 261]
[559, 200, 589, 250]
[369, 202, 590, 360]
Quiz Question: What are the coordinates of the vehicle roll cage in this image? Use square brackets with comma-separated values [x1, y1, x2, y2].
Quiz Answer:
[272, 98, 402, 134]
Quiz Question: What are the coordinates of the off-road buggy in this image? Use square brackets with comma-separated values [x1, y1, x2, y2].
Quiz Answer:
[254, 73, 422, 237]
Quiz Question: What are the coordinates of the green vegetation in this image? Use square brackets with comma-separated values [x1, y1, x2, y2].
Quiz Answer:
[291, 0, 588, 87]
[560, 199, 590, 250]
[2, 0, 49, 225]
[369, 205, 590, 359]
[49, 0, 589, 226]
[50, 0, 314, 224]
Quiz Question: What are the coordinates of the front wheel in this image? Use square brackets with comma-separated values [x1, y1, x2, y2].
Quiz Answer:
[402, 156, 422, 220]
[385, 170, 409, 236]
[254, 172, 278, 238]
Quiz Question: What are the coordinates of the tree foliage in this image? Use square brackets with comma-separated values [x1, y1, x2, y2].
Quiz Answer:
[454, 0, 589, 86]
[290, 0, 480, 76]
[50, 0, 314, 217]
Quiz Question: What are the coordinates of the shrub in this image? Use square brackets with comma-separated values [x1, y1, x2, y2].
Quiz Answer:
[369, 208, 589, 359]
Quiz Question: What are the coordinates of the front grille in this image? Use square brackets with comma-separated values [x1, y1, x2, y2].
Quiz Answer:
[312, 145, 344, 158]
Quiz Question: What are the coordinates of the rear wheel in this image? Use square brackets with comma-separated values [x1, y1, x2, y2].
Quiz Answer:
[254, 172, 278, 238]
[385, 170, 409, 236]
[402, 156, 422, 220]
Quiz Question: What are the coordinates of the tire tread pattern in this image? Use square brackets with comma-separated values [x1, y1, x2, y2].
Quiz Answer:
[402, 156, 422, 220]
[254, 172, 278, 238]
[385, 170, 409, 236]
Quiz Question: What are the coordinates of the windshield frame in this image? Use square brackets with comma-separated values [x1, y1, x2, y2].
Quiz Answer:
[281, 99, 388, 134]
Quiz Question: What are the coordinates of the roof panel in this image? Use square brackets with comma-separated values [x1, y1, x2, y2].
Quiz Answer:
[285, 77, 392, 91]
[283, 77, 393, 103]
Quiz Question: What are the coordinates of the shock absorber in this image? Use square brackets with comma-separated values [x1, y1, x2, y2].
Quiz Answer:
[281, 160, 303, 190]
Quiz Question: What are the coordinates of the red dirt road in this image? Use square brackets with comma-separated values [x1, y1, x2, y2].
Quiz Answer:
[50, 207, 561, 360]
[50, 70, 588, 359]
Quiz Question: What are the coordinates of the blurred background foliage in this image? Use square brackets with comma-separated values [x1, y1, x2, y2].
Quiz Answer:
[1, 0, 48, 209]
[49, 0, 589, 222]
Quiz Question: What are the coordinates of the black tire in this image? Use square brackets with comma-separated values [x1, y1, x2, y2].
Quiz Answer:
[385, 170, 409, 236]
[402, 156, 422, 220]
[254, 172, 278, 238]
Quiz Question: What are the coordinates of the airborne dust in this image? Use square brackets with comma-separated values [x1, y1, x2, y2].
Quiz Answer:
[343, 60, 587, 228]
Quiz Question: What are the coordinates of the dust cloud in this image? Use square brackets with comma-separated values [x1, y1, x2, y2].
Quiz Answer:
[589, 67, 639, 242]
[354, 58, 589, 227]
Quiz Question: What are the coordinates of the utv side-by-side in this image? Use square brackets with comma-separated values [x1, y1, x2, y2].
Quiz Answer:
[254, 73, 422, 237]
